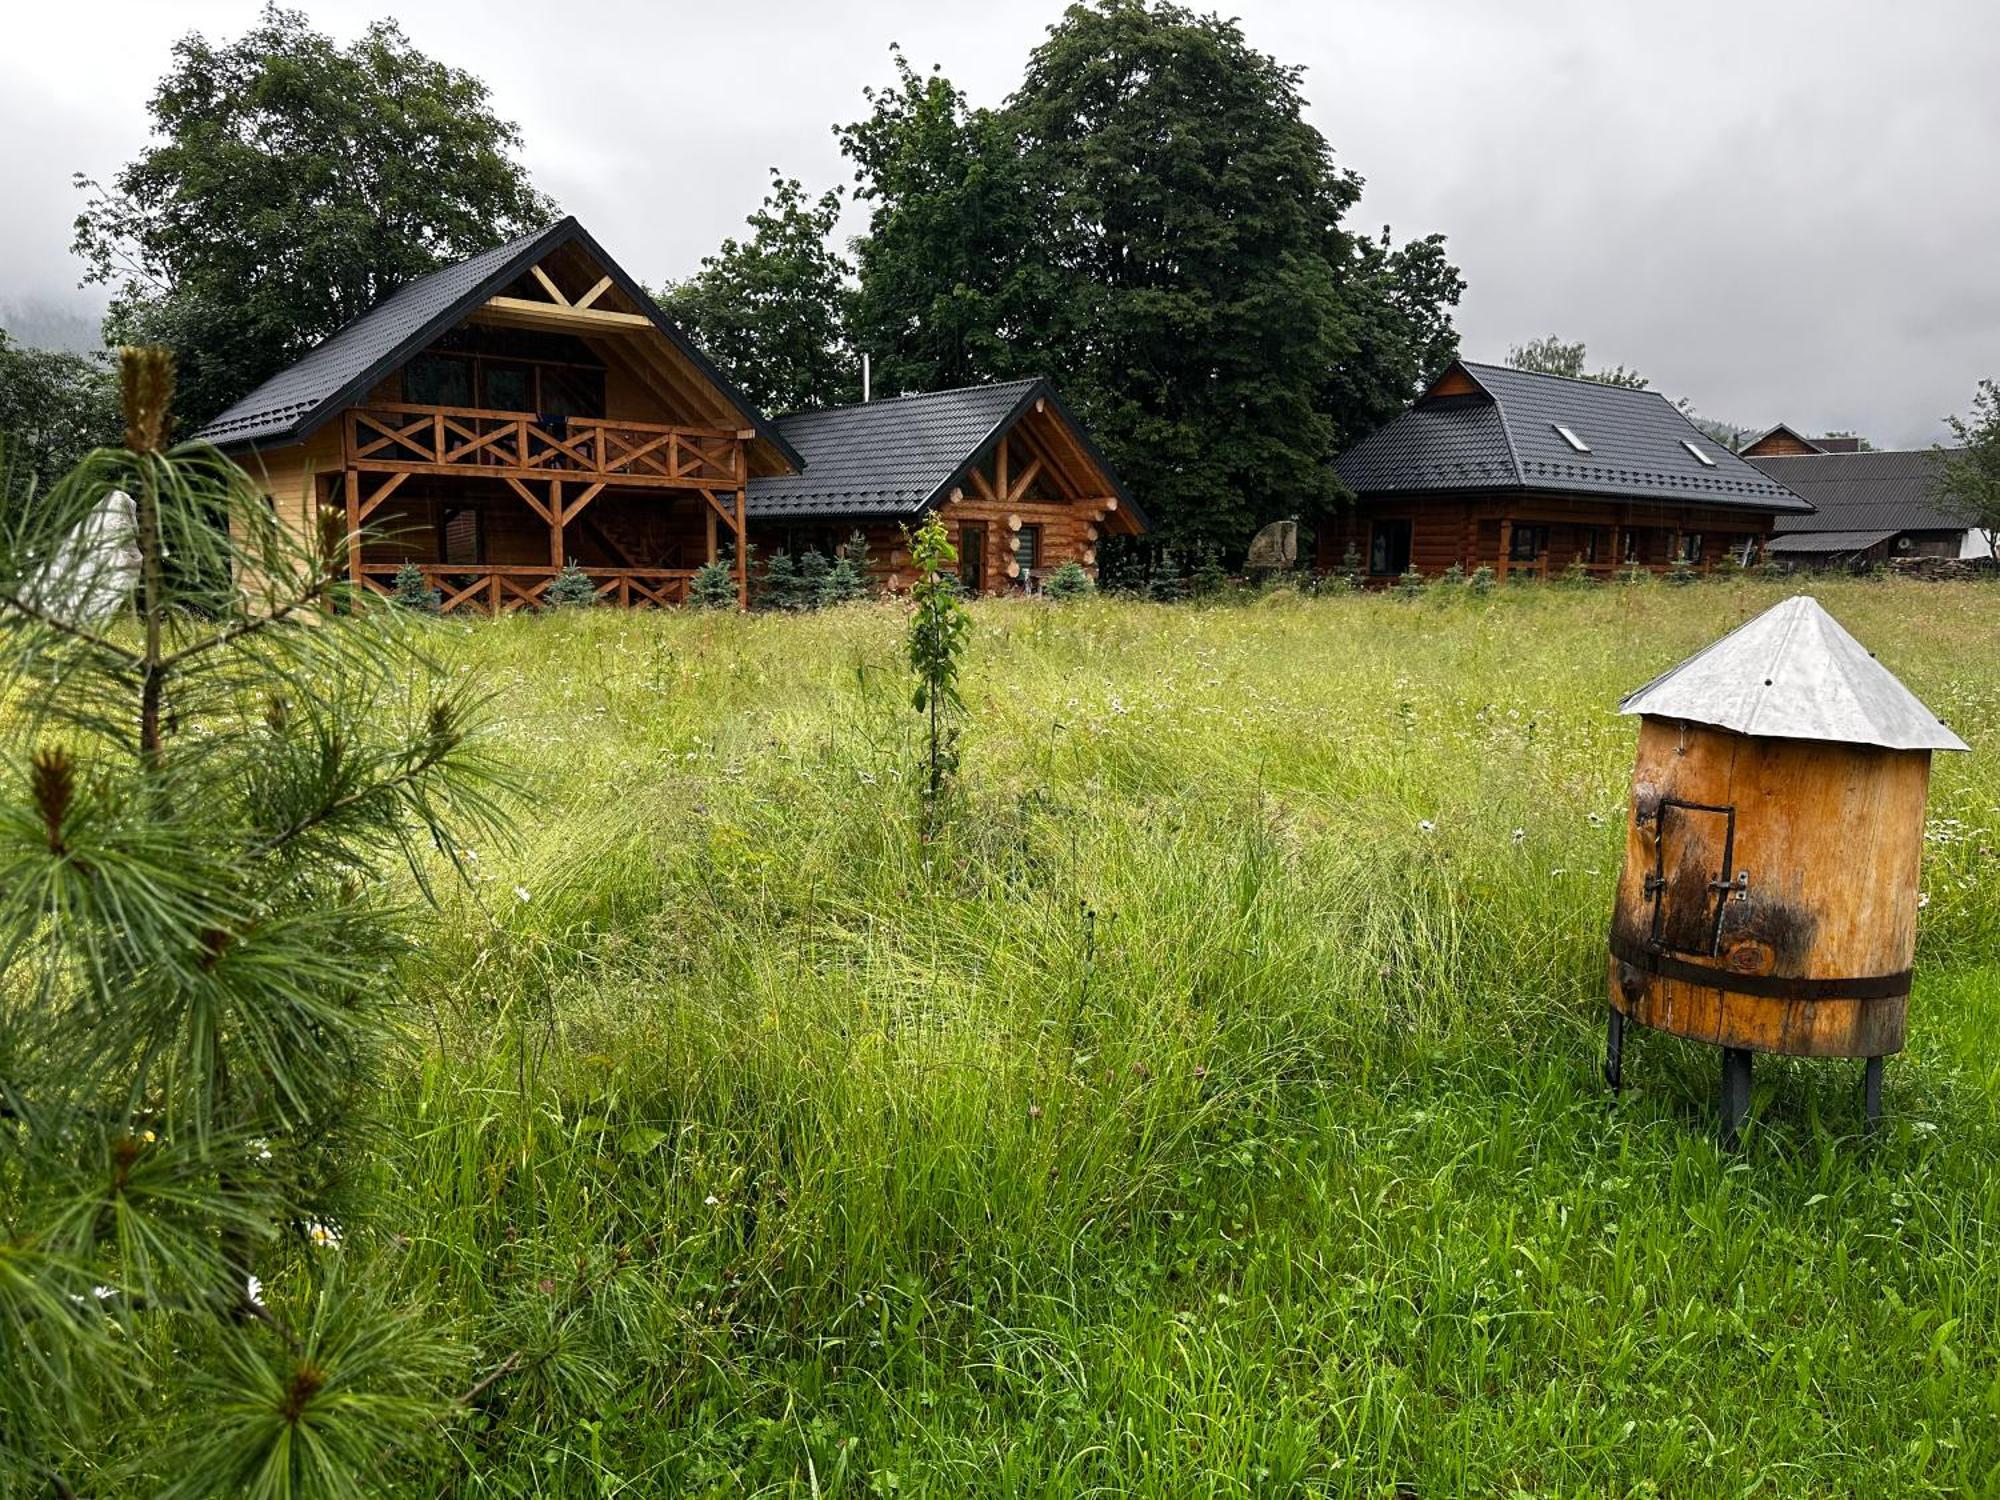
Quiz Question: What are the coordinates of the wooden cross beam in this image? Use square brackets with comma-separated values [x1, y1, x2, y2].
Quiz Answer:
[530, 265, 570, 305]
[574, 275, 614, 311]
[355, 471, 409, 523]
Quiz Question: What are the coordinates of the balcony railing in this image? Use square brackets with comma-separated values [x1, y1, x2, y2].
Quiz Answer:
[360, 563, 700, 615]
[345, 402, 741, 488]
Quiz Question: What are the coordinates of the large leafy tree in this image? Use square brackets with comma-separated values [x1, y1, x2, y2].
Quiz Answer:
[839, 52, 1044, 397]
[72, 4, 554, 432]
[0, 329, 117, 491]
[1506, 335, 1648, 389]
[1937, 378, 2000, 557]
[656, 172, 860, 415]
[842, 3, 1462, 552]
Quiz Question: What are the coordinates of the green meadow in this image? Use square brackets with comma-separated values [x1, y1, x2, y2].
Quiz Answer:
[376, 578, 1999, 1495]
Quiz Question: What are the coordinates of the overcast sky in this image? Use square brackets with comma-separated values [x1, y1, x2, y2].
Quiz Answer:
[2, 1, 1995, 447]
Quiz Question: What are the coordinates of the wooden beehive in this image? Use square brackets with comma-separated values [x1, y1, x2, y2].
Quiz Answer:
[1603, 596, 1967, 1137]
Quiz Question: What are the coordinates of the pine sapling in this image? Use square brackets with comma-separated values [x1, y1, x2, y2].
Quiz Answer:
[905, 514, 969, 827]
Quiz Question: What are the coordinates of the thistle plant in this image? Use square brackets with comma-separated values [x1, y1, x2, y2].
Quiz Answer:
[905, 514, 969, 826]
[0, 349, 512, 1496]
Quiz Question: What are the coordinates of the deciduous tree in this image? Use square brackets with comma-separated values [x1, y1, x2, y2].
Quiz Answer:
[72, 4, 553, 431]
[1937, 379, 2000, 557]
[0, 328, 117, 492]
[656, 172, 859, 415]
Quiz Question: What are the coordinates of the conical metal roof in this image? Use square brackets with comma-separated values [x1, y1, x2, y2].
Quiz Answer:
[1618, 595, 1968, 752]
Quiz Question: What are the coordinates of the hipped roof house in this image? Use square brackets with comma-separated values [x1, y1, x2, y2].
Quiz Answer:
[1322, 360, 1812, 581]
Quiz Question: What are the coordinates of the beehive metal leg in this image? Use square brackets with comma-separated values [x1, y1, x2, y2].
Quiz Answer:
[1864, 1056, 1884, 1132]
[1720, 1047, 1753, 1147]
[1604, 1008, 1626, 1096]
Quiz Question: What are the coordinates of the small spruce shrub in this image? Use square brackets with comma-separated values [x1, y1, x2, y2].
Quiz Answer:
[1468, 564, 1497, 595]
[1146, 570, 1186, 603]
[689, 556, 737, 609]
[389, 559, 439, 613]
[1558, 557, 1598, 588]
[760, 550, 804, 611]
[1665, 557, 1698, 586]
[1190, 547, 1229, 597]
[544, 560, 599, 608]
[820, 552, 866, 605]
[1438, 562, 1467, 589]
[1335, 542, 1364, 591]
[797, 548, 832, 604]
[1395, 565, 1425, 598]
[1042, 559, 1094, 601]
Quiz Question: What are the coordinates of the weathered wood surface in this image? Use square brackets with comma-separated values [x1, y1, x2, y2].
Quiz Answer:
[1607, 715, 1931, 1057]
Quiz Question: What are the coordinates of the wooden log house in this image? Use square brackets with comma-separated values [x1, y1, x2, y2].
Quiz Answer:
[197, 218, 804, 612]
[746, 379, 1146, 592]
[1319, 361, 1815, 583]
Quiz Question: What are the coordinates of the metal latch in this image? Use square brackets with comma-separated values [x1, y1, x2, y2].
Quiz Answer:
[1709, 869, 1750, 902]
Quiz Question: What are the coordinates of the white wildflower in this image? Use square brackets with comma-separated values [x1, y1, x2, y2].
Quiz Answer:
[1418, 819, 1435, 834]
[703, 1194, 721, 1207]
[1511, 828, 1526, 845]
[245, 1275, 264, 1307]
[1917, 892, 1931, 910]
[306, 1221, 342, 1249]
[249, 1137, 272, 1162]
[513, 885, 532, 904]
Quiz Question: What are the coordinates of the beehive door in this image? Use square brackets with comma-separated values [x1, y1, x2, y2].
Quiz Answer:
[1647, 798, 1736, 956]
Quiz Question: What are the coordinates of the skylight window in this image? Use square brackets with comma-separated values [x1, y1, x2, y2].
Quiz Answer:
[1553, 424, 1591, 453]
[1680, 439, 1718, 467]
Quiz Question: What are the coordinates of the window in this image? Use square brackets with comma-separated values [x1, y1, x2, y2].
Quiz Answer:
[1368, 518, 1412, 576]
[1621, 529, 1642, 564]
[1581, 528, 1605, 564]
[1553, 424, 1591, 453]
[958, 524, 985, 593]
[440, 506, 481, 564]
[1508, 524, 1548, 562]
[1680, 439, 1718, 467]
[481, 361, 534, 413]
[1678, 532, 1703, 563]
[1732, 534, 1758, 566]
[405, 354, 472, 408]
[540, 365, 605, 420]
[1015, 524, 1042, 585]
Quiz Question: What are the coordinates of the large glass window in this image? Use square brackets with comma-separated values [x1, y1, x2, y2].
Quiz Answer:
[1368, 518, 1412, 576]
[1508, 524, 1548, 562]
[405, 354, 472, 408]
[481, 361, 534, 413]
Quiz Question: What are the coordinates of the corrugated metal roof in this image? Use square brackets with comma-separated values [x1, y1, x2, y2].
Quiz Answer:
[748, 379, 1145, 528]
[1763, 528, 1898, 555]
[195, 217, 801, 470]
[1753, 448, 1971, 536]
[1337, 361, 1814, 514]
[1619, 594, 1967, 752]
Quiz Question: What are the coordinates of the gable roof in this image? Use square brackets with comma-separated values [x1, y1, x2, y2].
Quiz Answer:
[1619, 594, 1966, 752]
[1740, 423, 1827, 457]
[1751, 448, 1971, 536]
[194, 217, 801, 470]
[747, 378, 1144, 527]
[1336, 360, 1813, 514]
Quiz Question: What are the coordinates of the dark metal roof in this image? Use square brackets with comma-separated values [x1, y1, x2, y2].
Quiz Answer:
[195, 217, 801, 470]
[1753, 448, 1971, 536]
[748, 378, 1145, 527]
[1337, 360, 1814, 514]
[1764, 528, 1899, 555]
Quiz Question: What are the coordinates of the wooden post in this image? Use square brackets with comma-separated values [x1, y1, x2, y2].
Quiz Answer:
[705, 505, 718, 564]
[1496, 518, 1512, 584]
[734, 486, 748, 610]
[342, 467, 363, 597]
[550, 479, 564, 568]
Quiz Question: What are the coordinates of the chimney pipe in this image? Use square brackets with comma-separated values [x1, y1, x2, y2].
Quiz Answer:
[862, 353, 872, 404]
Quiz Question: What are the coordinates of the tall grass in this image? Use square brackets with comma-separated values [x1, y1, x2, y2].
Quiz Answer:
[369, 578, 1998, 1495]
